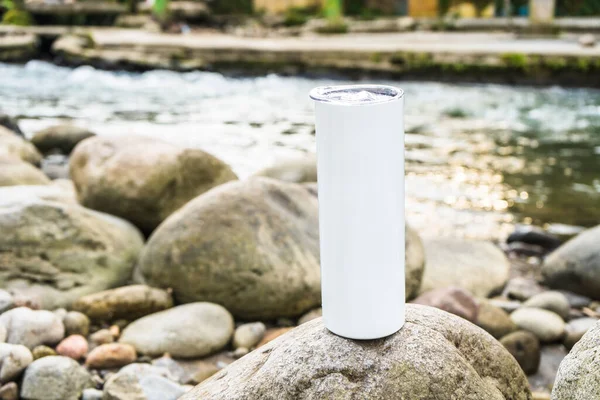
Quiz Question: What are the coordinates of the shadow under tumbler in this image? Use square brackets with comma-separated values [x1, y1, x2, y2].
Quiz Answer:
[310, 85, 405, 340]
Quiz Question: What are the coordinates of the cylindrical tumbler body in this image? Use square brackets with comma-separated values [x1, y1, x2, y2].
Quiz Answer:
[310, 85, 405, 340]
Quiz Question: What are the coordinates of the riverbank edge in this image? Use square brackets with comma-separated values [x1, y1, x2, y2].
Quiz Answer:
[2, 29, 600, 87]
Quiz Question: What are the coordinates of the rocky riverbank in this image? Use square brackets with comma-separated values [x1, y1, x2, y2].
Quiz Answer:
[1, 115, 600, 399]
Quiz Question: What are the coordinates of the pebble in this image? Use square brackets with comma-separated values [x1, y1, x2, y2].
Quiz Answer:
[563, 317, 598, 350]
[510, 308, 565, 342]
[412, 287, 478, 322]
[507, 225, 561, 251]
[109, 325, 121, 338]
[232, 322, 266, 350]
[232, 347, 249, 359]
[558, 291, 591, 309]
[21, 356, 92, 400]
[139, 374, 186, 400]
[503, 277, 544, 301]
[86, 343, 137, 369]
[90, 329, 114, 347]
[298, 308, 322, 325]
[0, 291, 13, 314]
[500, 330, 541, 375]
[0, 307, 64, 349]
[63, 311, 90, 337]
[523, 291, 570, 320]
[475, 302, 517, 339]
[0, 382, 17, 400]
[56, 335, 88, 360]
[32, 345, 57, 360]
[81, 388, 103, 400]
[0, 343, 33, 382]
[257, 328, 293, 347]
[152, 356, 188, 384]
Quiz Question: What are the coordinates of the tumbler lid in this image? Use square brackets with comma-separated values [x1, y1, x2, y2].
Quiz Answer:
[309, 85, 403, 106]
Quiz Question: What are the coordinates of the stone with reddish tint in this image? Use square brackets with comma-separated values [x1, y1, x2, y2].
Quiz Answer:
[412, 287, 479, 322]
[85, 343, 136, 369]
[257, 328, 293, 348]
[56, 335, 88, 360]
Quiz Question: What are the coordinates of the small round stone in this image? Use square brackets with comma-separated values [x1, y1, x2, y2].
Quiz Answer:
[63, 311, 90, 337]
[563, 317, 598, 350]
[500, 330, 541, 375]
[32, 345, 57, 360]
[233, 347, 248, 359]
[232, 323, 266, 350]
[85, 343, 137, 369]
[522, 291, 570, 320]
[89, 329, 114, 347]
[510, 308, 565, 343]
[56, 335, 88, 360]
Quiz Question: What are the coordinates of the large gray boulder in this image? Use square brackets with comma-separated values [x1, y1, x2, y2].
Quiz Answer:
[20, 356, 92, 400]
[31, 124, 96, 155]
[69, 135, 237, 233]
[0, 198, 144, 309]
[120, 303, 234, 359]
[552, 319, 600, 399]
[183, 304, 530, 400]
[419, 238, 510, 297]
[0, 127, 42, 165]
[542, 225, 600, 299]
[136, 178, 321, 319]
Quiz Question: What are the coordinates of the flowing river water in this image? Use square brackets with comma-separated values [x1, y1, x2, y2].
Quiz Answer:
[2, 61, 600, 240]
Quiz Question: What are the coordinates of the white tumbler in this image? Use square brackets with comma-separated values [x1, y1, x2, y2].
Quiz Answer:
[310, 84, 405, 340]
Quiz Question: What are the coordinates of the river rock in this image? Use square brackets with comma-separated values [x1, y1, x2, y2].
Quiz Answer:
[103, 372, 146, 400]
[0, 343, 33, 382]
[139, 375, 187, 400]
[507, 225, 561, 251]
[63, 311, 90, 336]
[254, 156, 317, 183]
[563, 317, 597, 350]
[56, 335, 88, 360]
[419, 239, 510, 297]
[120, 303, 234, 358]
[232, 322, 266, 350]
[103, 363, 186, 400]
[523, 291, 570, 320]
[90, 329, 114, 347]
[257, 328, 293, 348]
[0, 127, 41, 165]
[72, 285, 173, 322]
[183, 304, 530, 400]
[0, 382, 18, 400]
[70, 135, 237, 233]
[32, 346, 56, 360]
[85, 343, 137, 369]
[136, 178, 320, 319]
[0, 198, 144, 310]
[542, 225, 600, 299]
[510, 308, 565, 343]
[552, 319, 600, 399]
[476, 301, 517, 339]
[298, 308, 322, 325]
[503, 277, 545, 301]
[500, 331, 540, 375]
[31, 124, 96, 155]
[0, 115, 22, 136]
[0, 183, 76, 205]
[81, 388, 103, 400]
[412, 287, 478, 322]
[0, 291, 13, 314]
[0, 308, 64, 349]
[21, 356, 92, 400]
[0, 157, 50, 187]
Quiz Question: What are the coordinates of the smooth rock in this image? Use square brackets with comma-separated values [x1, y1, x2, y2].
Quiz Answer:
[500, 331, 541, 375]
[489, 298, 522, 313]
[21, 356, 92, 400]
[0, 291, 13, 314]
[503, 277, 545, 301]
[0, 343, 33, 382]
[63, 311, 90, 337]
[139, 375, 186, 400]
[0, 127, 42, 165]
[184, 305, 530, 400]
[232, 322, 266, 350]
[31, 124, 96, 155]
[72, 285, 173, 322]
[70, 135, 237, 233]
[412, 287, 478, 322]
[120, 303, 234, 359]
[523, 291, 570, 320]
[103, 372, 146, 400]
[136, 178, 320, 319]
[507, 225, 561, 251]
[0, 382, 18, 400]
[510, 308, 565, 343]
[0, 183, 76, 206]
[31, 346, 56, 360]
[56, 335, 88, 360]
[558, 290, 591, 308]
[476, 301, 517, 339]
[0, 198, 144, 310]
[552, 319, 600, 399]
[81, 388, 103, 400]
[152, 356, 189, 384]
[420, 238, 510, 297]
[253, 156, 317, 183]
[0, 308, 64, 349]
[0, 115, 22, 136]
[257, 328, 293, 348]
[0, 157, 50, 187]
[563, 317, 597, 350]
[85, 343, 137, 369]
[298, 308, 322, 325]
[232, 347, 248, 358]
[542, 225, 600, 299]
[89, 329, 114, 347]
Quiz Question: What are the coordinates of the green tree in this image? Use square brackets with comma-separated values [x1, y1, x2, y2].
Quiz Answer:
[324, 0, 342, 20]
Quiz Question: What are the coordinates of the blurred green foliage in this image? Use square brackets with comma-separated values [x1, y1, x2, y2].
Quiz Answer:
[283, 6, 318, 26]
[211, 0, 253, 14]
[556, 0, 600, 16]
[2, 8, 33, 25]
